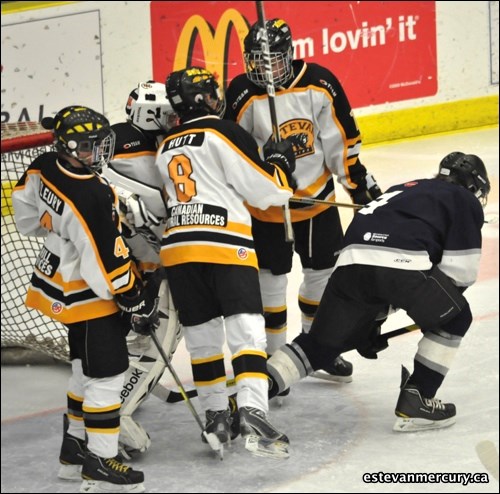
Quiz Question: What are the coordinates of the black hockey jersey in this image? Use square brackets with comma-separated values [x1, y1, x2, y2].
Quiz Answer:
[335, 179, 484, 287]
[12, 152, 138, 323]
[155, 115, 293, 268]
[225, 60, 368, 222]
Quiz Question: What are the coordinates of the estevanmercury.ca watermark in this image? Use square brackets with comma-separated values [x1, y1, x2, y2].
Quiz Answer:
[363, 472, 490, 486]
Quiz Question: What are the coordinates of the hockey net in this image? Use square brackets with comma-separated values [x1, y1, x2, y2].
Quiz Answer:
[1, 122, 69, 363]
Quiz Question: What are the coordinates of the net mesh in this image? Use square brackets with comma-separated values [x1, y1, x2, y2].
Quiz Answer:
[1, 122, 69, 363]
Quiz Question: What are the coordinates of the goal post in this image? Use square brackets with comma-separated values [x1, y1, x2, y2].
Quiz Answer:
[1, 122, 69, 363]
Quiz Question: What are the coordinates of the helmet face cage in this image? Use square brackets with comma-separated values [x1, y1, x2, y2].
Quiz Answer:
[125, 81, 178, 132]
[53, 106, 116, 172]
[166, 67, 226, 118]
[439, 152, 491, 207]
[244, 18, 294, 87]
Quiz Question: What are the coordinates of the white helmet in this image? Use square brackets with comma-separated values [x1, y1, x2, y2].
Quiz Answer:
[125, 81, 178, 132]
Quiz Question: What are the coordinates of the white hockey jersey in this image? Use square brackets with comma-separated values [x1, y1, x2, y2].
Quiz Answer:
[225, 60, 370, 222]
[155, 115, 293, 268]
[12, 153, 138, 324]
[103, 121, 168, 274]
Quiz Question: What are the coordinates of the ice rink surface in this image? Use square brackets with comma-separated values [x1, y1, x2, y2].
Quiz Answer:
[1, 126, 498, 493]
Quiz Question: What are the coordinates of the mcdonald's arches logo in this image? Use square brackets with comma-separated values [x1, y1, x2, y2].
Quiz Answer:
[152, 4, 252, 90]
[174, 9, 250, 88]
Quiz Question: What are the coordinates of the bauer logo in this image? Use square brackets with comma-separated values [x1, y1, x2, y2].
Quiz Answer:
[173, 9, 250, 89]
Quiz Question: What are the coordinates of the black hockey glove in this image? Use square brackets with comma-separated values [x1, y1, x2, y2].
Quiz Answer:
[349, 173, 382, 205]
[356, 318, 388, 359]
[263, 138, 297, 191]
[116, 282, 160, 335]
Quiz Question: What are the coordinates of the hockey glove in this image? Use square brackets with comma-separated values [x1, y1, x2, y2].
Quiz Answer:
[116, 284, 160, 335]
[115, 186, 162, 230]
[356, 318, 388, 359]
[263, 138, 297, 191]
[349, 173, 383, 205]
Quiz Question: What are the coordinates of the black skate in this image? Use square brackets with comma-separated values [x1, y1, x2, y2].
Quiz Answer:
[393, 365, 456, 432]
[311, 355, 353, 383]
[239, 406, 290, 459]
[80, 452, 145, 493]
[273, 386, 290, 407]
[58, 417, 87, 481]
[201, 409, 232, 444]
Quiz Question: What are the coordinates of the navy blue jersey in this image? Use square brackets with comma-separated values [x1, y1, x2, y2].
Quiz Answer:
[335, 179, 484, 287]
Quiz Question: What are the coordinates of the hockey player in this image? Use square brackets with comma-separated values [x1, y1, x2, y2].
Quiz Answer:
[157, 67, 295, 458]
[101, 81, 182, 458]
[12, 106, 158, 492]
[265, 152, 491, 432]
[224, 18, 383, 386]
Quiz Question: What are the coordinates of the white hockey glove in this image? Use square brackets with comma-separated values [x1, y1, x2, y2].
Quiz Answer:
[115, 185, 162, 230]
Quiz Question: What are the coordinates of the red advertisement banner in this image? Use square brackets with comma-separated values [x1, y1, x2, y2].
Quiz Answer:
[151, 1, 437, 108]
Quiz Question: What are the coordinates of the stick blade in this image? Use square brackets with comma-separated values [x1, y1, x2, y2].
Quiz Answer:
[475, 440, 499, 481]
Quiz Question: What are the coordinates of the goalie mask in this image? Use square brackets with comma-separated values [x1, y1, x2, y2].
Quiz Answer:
[46, 106, 116, 172]
[165, 67, 226, 119]
[244, 18, 294, 88]
[438, 152, 490, 207]
[125, 81, 178, 133]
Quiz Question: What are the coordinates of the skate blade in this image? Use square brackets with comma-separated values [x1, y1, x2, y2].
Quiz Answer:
[393, 416, 456, 432]
[58, 463, 82, 481]
[80, 479, 146, 493]
[310, 370, 353, 383]
[244, 435, 290, 459]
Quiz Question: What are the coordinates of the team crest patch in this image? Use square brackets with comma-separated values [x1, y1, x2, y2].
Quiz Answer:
[51, 302, 63, 315]
[237, 248, 248, 260]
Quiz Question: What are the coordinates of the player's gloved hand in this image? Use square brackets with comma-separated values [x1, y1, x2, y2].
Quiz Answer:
[129, 297, 160, 335]
[126, 194, 161, 228]
[349, 173, 382, 205]
[356, 317, 388, 359]
[116, 282, 160, 335]
[263, 138, 297, 191]
[115, 186, 161, 229]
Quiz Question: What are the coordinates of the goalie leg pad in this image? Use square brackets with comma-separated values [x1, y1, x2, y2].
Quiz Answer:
[119, 415, 152, 456]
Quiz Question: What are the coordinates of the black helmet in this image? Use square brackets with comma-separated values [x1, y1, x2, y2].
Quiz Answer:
[44, 106, 115, 172]
[165, 67, 225, 119]
[243, 18, 293, 87]
[438, 152, 490, 206]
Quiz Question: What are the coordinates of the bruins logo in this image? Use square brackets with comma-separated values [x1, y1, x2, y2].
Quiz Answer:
[278, 119, 315, 158]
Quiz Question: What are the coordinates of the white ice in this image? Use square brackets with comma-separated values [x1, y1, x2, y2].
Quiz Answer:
[1, 127, 498, 493]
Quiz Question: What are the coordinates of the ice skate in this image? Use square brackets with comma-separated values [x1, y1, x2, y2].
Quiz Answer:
[80, 452, 145, 493]
[311, 355, 353, 383]
[239, 406, 290, 459]
[393, 366, 456, 432]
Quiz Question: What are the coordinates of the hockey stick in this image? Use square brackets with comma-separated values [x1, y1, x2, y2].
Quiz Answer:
[149, 329, 224, 459]
[475, 440, 499, 481]
[255, 1, 294, 243]
[289, 196, 363, 210]
[162, 377, 237, 404]
[312, 323, 421, 381]
[358, 323, 421, 356]
[381, 323, 420, 342]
